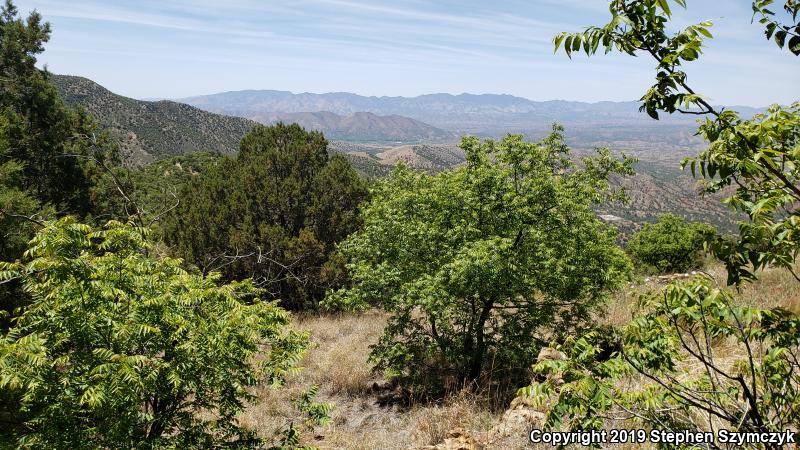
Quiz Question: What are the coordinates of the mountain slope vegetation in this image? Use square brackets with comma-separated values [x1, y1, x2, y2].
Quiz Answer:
[52, 75, 257, 166]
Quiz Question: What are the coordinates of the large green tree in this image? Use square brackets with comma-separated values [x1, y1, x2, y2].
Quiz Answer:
[164, 123, 368, 310]
[0, 218, 308, 449]
[1, 0, 115, 329]
[628, 214, 715, 273]
[326, 127, 633, 391]
[0, 0, 108, 216]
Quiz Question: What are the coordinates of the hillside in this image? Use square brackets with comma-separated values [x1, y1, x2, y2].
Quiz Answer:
[52, 75, 257, 166]
[251, 111, 453, 142]
[328, 142, 738, 231]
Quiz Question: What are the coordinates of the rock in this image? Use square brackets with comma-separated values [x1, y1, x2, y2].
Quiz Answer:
[536, 347, 566, 363]
[420, 427, 483, 450]
[489, 408, 546, 439]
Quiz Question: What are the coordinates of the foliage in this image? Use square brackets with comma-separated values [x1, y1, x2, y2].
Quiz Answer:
[1, 0, 116, 332]
[553, 0, 800, 287]
[0, 218, 309, 449]
[518, 277, 800, 448]
[268, 385, 334, 450]
[0, 114, 40, 262]
[753, 0, 800, 55]
[536, 0, 800, 443]
[164, 123, 368, 310]
[627, 214, 715, 273]
[693, 103, 800, 285]
[326, 127, 634, 392]
[92, 152, 223, 230]
[0, 0, 112, 216]
[0, 135, 40, 330]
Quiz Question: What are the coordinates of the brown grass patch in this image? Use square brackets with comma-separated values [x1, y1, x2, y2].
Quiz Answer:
[239, 262, 797, 448]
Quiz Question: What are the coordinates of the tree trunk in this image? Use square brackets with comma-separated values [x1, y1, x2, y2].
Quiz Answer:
[464, 299, 493, 385]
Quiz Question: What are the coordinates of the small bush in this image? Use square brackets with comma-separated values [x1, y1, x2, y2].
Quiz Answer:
[627, 214, 715, 273]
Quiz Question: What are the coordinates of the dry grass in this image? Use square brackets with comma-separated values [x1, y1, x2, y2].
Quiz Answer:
[599, 261, 800, 328]
[238, 262, 798, 449]
[237, 311, 508, 449]
[705, 263, 800, 312]
[592, 262, 800, 447]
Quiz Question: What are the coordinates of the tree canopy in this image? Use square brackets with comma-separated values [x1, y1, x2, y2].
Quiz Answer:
[0, 0, 110, 216]
[1, 0, 115, 328]
[628, 214, 715, 273]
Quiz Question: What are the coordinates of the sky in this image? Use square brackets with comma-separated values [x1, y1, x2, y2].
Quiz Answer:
[11, 0, 800, 106]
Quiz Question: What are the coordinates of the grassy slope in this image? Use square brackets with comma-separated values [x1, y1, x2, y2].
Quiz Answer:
[239, 263, 798, 449]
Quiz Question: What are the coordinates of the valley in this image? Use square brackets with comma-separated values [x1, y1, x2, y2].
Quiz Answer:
[3, 2, 797, 449]
[52, 73, 740, 232]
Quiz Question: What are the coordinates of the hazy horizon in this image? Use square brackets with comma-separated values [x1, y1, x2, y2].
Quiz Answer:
[14, 0, 800, 107]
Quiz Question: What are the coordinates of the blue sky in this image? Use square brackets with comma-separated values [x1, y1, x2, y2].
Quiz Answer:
[12, 0, 800, 105]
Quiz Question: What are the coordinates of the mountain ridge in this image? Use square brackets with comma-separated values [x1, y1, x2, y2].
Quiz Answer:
[53, 75, 455, 159]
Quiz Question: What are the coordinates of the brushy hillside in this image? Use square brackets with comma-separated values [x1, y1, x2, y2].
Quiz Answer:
[242, 263, 799, 450]
[329, 141, 738, 232]
[52, 75, 257, 166]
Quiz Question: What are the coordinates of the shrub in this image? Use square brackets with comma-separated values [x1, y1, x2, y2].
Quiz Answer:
[627, 214, 715, 273]
[0, 218, 308, 449]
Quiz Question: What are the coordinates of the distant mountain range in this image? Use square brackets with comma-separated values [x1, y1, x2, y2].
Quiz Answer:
[54, 76, 455, 158]
[53, 75, 257, 166]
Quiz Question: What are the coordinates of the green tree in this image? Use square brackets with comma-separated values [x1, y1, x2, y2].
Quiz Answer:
[0, 128, 40, 331]
[90, 152, 224, 230]
[628, 214, 715, 273]
[164, 123, 368, 310]
[1, 0, 117, 336]
[0, 218, 309, 449]
[0, 123, 39, 262]
[0, 0, 109, 216]
[326, 128, 634, 392]
[522, 0, 800, 441]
